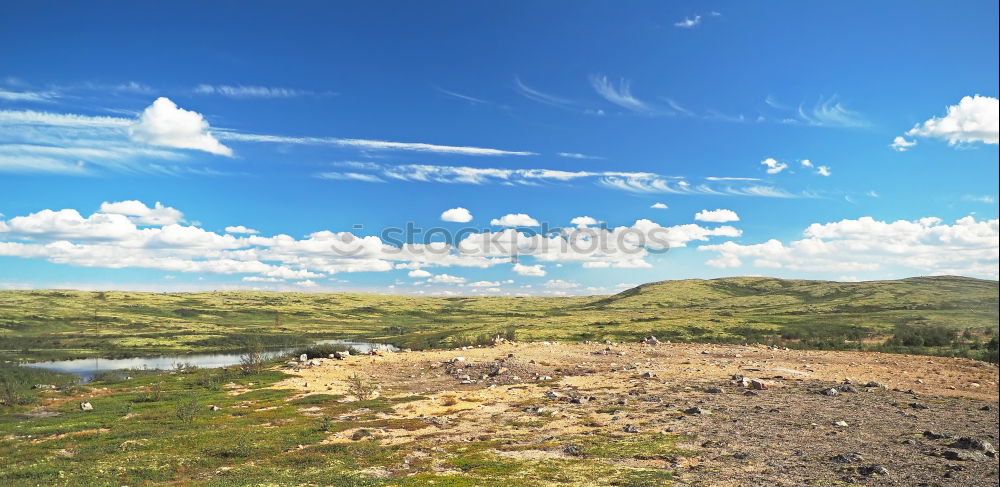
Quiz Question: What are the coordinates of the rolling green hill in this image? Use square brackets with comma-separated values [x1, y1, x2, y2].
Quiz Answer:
[1, 276, 997, 362]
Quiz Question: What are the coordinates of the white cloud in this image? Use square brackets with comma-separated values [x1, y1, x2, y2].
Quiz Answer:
[760, 157, 788, 174]
[797, 96, 868, 128]
[570, 216, 598, 227]
[700, 215, 999, 278]
[650, 202, 668, 209]
[225, 225, 258, 234]
[890, 136, 917, 152]
[469, 280, 500, 287]
[800, 159, 814, 168]
[513, 76, 581, 111]
[557, 152, 603, 160]
[590, 75, 653, 113]
[100, 200, 184, 226]
[544, 279, 579, 289]
[491, 213, 540, 227]
[407, 269, 431, 278]
[512, 263, 546, 276]
[315, 172, 386, 183]
[905, 95, 999, 145]
[816, 166, 831, 177]
[128, 97, 232, 156]
[221, 131, 534, 157]
[441, 207, 473, 223]
[193, 84, 315, 98]
[695, 209, 740, 223]
[428, 273, 465, 284]
[294, 279, 318, 288]
[309, 161, 803, 198]
[0, 89, 58, 103]
[674, 15, 701, 28]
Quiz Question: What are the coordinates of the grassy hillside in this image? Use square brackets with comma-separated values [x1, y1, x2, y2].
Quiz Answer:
[0, 276, 997, 362]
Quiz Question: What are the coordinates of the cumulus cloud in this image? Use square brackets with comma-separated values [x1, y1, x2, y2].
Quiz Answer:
[0, 201, 746, 287]
[694, 209, 740, 223]
[816, 166, 831, 177]
[890, 136, 917, 152]
[544, 279, 579, 289]
[128, 97, 233, 156]
[512, 263, 546, 276]
[428, 273, 465, 284]
[440, 207, 473, 223]
[570, 216, 598, 227]
[800, 159, 814, 168]
[225, 225, 258, 234]
[100, 200, 184, 225]
[469, 280, 500, 287]
[905, 95, 999, 145]
[699, 215, 999, 278]
[760, 157, 788, 174]
[650, 203, 668, 209]
[491, 213, 540, 227]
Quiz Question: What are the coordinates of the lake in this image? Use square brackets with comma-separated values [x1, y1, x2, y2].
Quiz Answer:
[21, 339, 396, 382]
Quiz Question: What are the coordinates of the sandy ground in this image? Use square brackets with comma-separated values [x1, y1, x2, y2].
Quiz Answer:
[275, 342, 1000, 486]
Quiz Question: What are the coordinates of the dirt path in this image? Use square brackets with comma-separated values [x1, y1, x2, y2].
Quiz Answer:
[275, 342, 1000, 486]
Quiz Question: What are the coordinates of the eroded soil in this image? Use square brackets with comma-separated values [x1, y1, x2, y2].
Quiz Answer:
[277, 342, 1000, 486]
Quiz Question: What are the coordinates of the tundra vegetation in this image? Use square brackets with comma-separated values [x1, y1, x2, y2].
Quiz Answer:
[0, 276, 997, 486]
[0, 276, 996, 364]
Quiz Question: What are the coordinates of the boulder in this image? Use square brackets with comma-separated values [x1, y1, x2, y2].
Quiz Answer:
[80, 402, 93, 411]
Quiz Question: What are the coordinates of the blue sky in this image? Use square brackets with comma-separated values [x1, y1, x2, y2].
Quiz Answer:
[1, 1, 998, 294]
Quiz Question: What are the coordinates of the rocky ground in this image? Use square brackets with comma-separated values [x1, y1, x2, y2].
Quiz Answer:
[277, 341, 1000, 486]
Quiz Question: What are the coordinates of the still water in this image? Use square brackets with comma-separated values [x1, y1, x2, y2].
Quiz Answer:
[22, 339, 396, 382]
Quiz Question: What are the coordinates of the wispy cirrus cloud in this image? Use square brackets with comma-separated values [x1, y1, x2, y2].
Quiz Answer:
[0, 89, 59, 103]
[219, 131, 536, 156]
[590, 75, 655, 113]
[193, 84, 328, 98]
[796, 95, 869, 128]
[313, 161, 806, 198]
[435, 87, 491, 105]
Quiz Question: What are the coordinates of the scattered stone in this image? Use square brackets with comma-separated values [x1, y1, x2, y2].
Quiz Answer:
[545, 391, 559, 399]
[980, 405, 991, 411]
[641, 372, 656, 379]
[909, 402, 929, 410]
[299, 353, 308, 362]
[641, 336, 660, 345]
[864, 381, 888, 389]
[79, 402, 93, 411]
[623, 424, 640, 433]
[683, 407, 712, 415]
[32, 384, 56, 390]
[942, 449, 988, 462]
[285, 361, 299, 367]
[704, 387, 724, 394]
[832, 420, 849, 428]
[563, 444, 583, 456]
[923, 430, 953, 440]
[832, 452, 864, 463]
[351, 429, 373, 441]
[208, 405, 221, 411]
[451, 357, 466, 363]
[837, 384, 858, 393]
[951, 437, 997, 458]
[820, 388, 839, 396]
[859, 465, 889, 476]
[750, 379, 768, 390]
